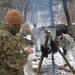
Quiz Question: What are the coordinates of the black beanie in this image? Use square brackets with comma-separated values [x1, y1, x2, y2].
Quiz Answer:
[56, 30, 62, 36]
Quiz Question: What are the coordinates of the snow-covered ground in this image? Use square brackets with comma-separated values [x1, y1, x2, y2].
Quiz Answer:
[32, 47, 75, 75]
[33, 48, 74, 68]
[23, 27, 75, 75]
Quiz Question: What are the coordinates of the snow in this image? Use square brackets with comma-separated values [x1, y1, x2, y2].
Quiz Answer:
[31, 47, 75, 75]
[32, 47, 75, 69]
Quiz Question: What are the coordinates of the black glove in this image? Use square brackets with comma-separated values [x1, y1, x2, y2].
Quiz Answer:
[50, 40, 58, 54]
[41, 45, 50, 58]
[63, 47, 67, 55]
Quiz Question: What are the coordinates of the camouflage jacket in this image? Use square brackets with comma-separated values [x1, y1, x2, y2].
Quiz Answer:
[58, 33, 75, 50]
[0, 24, 29, 75]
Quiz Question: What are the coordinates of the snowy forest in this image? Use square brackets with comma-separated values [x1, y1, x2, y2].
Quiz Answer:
[0, 0, 75, 27]
[1, 0, 75, 75]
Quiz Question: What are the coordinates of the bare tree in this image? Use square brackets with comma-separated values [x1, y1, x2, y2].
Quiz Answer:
[62, 0, 71, 26]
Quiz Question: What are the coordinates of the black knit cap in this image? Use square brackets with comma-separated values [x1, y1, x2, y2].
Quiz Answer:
[56, 30, 62, 36]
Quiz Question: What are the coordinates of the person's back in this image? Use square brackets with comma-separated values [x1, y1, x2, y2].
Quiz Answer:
[0, 24, 26, 75]
[31, 24, 41, 51]
[0, 9, 34, 75]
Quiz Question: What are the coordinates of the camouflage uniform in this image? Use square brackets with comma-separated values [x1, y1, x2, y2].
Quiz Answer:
[59, 33, 75, 50]
[0, 24, 29, 75]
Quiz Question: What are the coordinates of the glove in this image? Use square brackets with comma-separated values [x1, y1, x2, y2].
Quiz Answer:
[50, 40, 58, 54]
[63, 47, 67, 55]
[41, 45, 50, 58]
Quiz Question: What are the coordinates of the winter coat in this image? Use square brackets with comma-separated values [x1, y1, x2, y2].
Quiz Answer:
[58, 33, 75, 50]
[0, 24, 29, 75]
[21, 24, 36, 45]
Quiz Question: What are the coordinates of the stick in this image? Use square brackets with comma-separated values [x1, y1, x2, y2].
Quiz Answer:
[42, 26, 75, 74]
[36, 26, 50, 75]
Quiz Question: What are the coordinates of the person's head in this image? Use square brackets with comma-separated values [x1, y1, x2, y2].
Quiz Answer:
[5, 9, 24, 33]
[56, 30, 62, 39]
[23, 22, 30, 33]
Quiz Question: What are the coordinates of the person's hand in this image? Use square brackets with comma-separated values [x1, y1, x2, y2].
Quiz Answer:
[63, 47, 67, 55]
[26, 47, 34, 54]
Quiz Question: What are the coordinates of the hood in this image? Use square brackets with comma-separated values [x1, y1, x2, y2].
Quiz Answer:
[0, 24, 17, 36]
[24, 22, 30, 28]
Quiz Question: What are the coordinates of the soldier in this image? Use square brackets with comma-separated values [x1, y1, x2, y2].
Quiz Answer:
[56, 30, 75, 68]
[20, 22, 36, 75]
[0, 9, 34, 75]
[21, 22, 36, 45]
[31, 24, 40, 51]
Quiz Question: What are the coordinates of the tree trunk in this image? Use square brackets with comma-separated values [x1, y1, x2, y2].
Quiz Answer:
[49, 0, 54, 28]
[62, 0, 71, 26]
